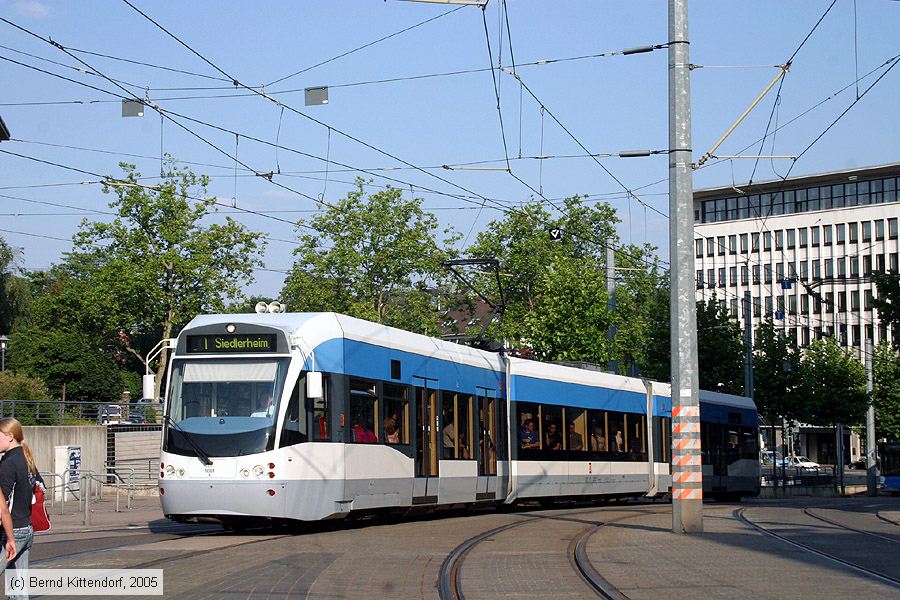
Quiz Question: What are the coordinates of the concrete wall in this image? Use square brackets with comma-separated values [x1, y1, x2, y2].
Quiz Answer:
[22, 425, 108, 477]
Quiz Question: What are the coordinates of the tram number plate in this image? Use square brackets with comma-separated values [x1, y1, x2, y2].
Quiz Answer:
[188, 459, 236, 478]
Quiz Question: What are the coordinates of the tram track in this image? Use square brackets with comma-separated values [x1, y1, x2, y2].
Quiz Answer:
[802, 507, 900, 545]
[438, 503, 663, 600]
[735, 507, 900, 590]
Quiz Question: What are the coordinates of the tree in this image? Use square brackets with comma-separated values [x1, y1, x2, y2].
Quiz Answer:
[464, 196, 664, 370]
[872, 270, 900, 347]
[0, 370, 53, 426]
[695, 296, 745, 394]
[752, 319, 803, 421]
[281, 180, 458, 335]
[67, 160, 265, 399]
[0, 237, 32, 335]
[872, 341, 900, 441]
[800, 337, 868, 427]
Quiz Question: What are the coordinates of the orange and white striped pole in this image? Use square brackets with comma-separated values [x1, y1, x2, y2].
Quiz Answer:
[669, 0, 703, 532]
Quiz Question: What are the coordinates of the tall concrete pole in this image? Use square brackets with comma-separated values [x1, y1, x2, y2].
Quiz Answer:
[669, 0, 703, 533]
[865, 339, 878, 496]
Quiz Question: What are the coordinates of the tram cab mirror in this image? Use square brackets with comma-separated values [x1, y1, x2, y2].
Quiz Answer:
[307, 372, 324, 399]
[142, 374, 156, 401]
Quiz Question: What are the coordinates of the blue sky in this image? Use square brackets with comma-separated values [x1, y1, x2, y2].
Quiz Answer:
[1, 0, 898, 298]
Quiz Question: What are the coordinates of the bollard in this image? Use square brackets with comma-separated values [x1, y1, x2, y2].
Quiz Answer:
[82, 473, 91, 526]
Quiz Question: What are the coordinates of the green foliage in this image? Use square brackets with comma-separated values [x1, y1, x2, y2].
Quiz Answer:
[10, 329, 125, 404]
[465, 196, 664, 370]
[800, 337, 868, 426]
[872, 342, 900, 440]
[0, 237, 32, 334]
[0, 370, 50, 400]
[282, 180, 457, 333]
[63, 159, 265, 397]
[695, 296, 745, 395]
[752, 319, 803, 420]
[872, 270, 900, 347]
[635, 282, 671, 381]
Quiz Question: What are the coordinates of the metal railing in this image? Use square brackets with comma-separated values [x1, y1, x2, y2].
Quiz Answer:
[41, 466, 148, 525]
[0, 399, 161, 426]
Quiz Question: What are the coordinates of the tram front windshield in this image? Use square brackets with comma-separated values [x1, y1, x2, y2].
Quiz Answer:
[165, 358, 289, 458]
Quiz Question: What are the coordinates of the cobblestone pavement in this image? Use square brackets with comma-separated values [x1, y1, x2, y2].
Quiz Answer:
[22, 495, 900, 599]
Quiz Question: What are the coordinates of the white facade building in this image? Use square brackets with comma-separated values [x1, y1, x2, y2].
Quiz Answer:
[694, 163, 900, 355]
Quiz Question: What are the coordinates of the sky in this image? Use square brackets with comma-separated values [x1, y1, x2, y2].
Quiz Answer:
[1, 0, 898, 300]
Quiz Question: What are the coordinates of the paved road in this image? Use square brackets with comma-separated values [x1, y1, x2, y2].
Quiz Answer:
[21, 495, 900, 599]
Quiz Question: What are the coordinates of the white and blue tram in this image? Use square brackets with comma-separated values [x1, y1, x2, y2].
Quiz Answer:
[158, 312, 759, 524]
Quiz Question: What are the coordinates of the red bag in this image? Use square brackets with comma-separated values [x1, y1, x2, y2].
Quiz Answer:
[31, 484, 51, 532]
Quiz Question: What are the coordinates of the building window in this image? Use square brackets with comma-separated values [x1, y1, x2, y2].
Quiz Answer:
[741, 265, 749, 285]
[730, 298, 738, 315]
[765, 296, 773, 314]
[886, 177, 897, 202]
[851, 291, 860, 311]
[776, 262, 784, 282]
[696, 270, 704, 289]
[837, 258, 846, 279]
[877, 254, 885, 272]
[823, 225, 832, 245]
[825, 292, 834, 313]
[799, 261, 808, 280]
[850, 257, 859, 277]
[729, 234, 737, 255]
[730, 266, 737, 286]
[718, 267, 726, 288]
[763, 231, 772, 251]
[838, 291, 847, 312]
[875, 220, 885, 241]
[808, 186, 821, 211]
[707, 238, 715, 257]
[863, 255, 872, 276]
[740, 233, 749, 253]
[801, 294, 809, 314]
[892, 253, 899, 273]
[799, 227, 808, 248]
[865, 289, 873, 310]
[836, 223, 845, 245]
[752, 232, 760, 252]
[707, 268, 715, 288]
[775, 230, 783, 250]
[787, 229, 796, 249]
[695, 239, 703, 258]
[825, 258, 833, 278]
[752, 265, 760, 284]
[802, 327, 810, 346]
[862, 221, 871, 242]
[812, 259, 821, 280]
[717, 236, 726, 256]
[889, 218, 898, 239]
[849, 222, 858, 243]
[764, 264, 773, 284]
[811, 226, 820, 247]
[753, 297, 761, 317]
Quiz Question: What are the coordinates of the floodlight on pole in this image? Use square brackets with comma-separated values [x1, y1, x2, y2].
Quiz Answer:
[0, 335, 8, 372]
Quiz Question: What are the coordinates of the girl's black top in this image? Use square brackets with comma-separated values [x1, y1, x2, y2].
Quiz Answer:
[0, 446, 35, 529]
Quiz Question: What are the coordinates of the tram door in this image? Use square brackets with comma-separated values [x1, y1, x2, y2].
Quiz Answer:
[413, 380, 439, 502]
[476, 391, 498, 499]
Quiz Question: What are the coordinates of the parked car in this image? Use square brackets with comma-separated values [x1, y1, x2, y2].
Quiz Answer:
[785, 456, 820, 469]
[99, 404, 123, 425]
[761, 451, 788, 467]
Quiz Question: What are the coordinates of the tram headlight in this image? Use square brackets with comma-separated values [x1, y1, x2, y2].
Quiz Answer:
[252, 465, 264, 478]
[176, 468, 185, 478]
[165, 465, 175, 477]
[240, 468, 250, 479]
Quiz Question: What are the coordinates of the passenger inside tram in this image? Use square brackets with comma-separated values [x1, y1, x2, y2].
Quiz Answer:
[520, 420, 539, 449]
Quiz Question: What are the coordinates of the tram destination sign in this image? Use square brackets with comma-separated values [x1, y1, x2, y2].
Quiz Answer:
[186, 333, 277, 353]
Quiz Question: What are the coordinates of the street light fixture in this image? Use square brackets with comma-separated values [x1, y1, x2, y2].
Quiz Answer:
[0, 335, 8, 372]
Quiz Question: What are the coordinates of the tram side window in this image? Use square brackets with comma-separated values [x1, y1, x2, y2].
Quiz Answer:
[542, 405, 563, 451]
[440, 392, 473, 459]
[628, 415, 646, 455]
[280, 378, 307, 447]
[383, 383, 409, 445]
[566, 408, 586, 452]
[349, 378, 378, 443]
[588, 410, 607, 451]
[311, 376, 329, 442]
[608, 412, 626, 453]
[457, 394, 472, 459]
[517, 403, 540, 450]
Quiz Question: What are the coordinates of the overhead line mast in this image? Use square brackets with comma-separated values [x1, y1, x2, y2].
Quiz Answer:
[669, 0, 703, 533]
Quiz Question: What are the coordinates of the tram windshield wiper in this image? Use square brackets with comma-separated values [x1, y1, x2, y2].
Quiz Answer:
[163, 414, 213, 466]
